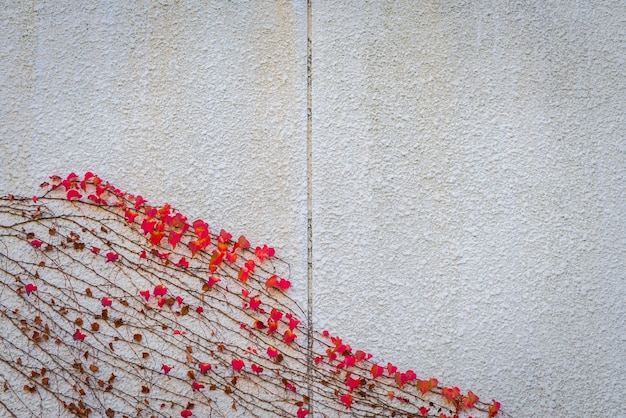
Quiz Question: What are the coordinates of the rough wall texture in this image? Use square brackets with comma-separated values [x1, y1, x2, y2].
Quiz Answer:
[313, 1, 625, 417]
[0, 0, 309, 309]
[1, 1, 624, 417]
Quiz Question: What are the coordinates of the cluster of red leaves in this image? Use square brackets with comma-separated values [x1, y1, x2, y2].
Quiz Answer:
[33, 173, 501, 418]
[313, 326, 502, 417]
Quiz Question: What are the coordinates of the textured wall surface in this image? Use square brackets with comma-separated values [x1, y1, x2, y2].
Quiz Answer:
[1, 1, 625, 417]
[0, 0, 309, 308]
[312, 2, 625, 417]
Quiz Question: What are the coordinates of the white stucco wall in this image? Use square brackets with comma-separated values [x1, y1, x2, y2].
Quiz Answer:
[0, 0, 309, 311]
[1, 1, 624, 417]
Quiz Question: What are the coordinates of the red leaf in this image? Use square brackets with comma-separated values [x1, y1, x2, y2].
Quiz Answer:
[30, 239, 43, 248]
[168, 231, 183, 249]
[340, 393, 352, 409]
[419, 406, 429, 416]
[238, 266, 250, 284]
[217, 229, 232, 251]
[73, 329, 86, 341]
[283, 329, 297, 345]
[387, 362, 397, 376]
[370, 364, 384, 379]
[278, 278, 291, 290]
[342, 355, 355, 368]
[141, 219, 155, 235]
[175, 296, 184, 306]
[249, 296, 261, 311]
[155, 251, 171, 259]
[25, 283, 37, 296]
[134, 195, 147, 209]
[270, 308, 283, 322]
[153, 284, 167, 297]
[265, 275, 291, 291]
[417, 378, 438, 395]
[66, 189, 82, 200]
[124, 210, 138, 223]
[395, 370, 416, 387]
[225, 251, 237, 263]
[95, 185, 107, 197]
[91, 246, 100, 255]
[231, 359, 245, 373]
[157, 204, 172, 224]
[192, 219, 209, 240]
[181, 410, 193, 418]
[49, 175, 62, 187]
[287, 316, 300, 331]
[208, 250, 224, 272]
[191, 381, 205, 391]
[237, 235, 250, 249]
[442, 386, 461, 406]
[171, 212, 188, 230]
[161, 364, 172, 375]
[207, 275, 220, 289]
[267, 346, 279, 359]
[254, 245, 275, 262]
[81, 172, 94, 190]
[251, 364, 263, 374]
[404, 369, 417, 382]
[106, 252, 118, 262]
[463, 390, 479, 409]
[101, 297, 112, 307]
[198, 363, 212, 374]
[175, 257, 189, 268]
[488, 399, 501, 417]
[188, 239, 206, 256]
[149, 222, 165, 245]
[285, 381, 296, 392]
[195, 306, 204, 314]
[140, 290, 150, 301]
[346, 375, 361, 393]
[297, 408, 310, 418]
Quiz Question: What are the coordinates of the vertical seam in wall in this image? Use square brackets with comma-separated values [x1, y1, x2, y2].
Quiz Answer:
[306, 0, 314, 413]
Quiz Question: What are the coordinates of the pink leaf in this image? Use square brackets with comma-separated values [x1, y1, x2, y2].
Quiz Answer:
[25, 283, 37, 296]
[231, 358, 245, 373]
[73, 329, 86, 341]
[106, 252, 118, 262]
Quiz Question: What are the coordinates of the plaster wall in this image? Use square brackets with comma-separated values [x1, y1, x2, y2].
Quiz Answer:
[1, 1, 624, 417]
[312, 2, 625, 417]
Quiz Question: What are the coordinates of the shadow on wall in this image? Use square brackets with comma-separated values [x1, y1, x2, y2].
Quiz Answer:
[0, 173, 504, 418]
